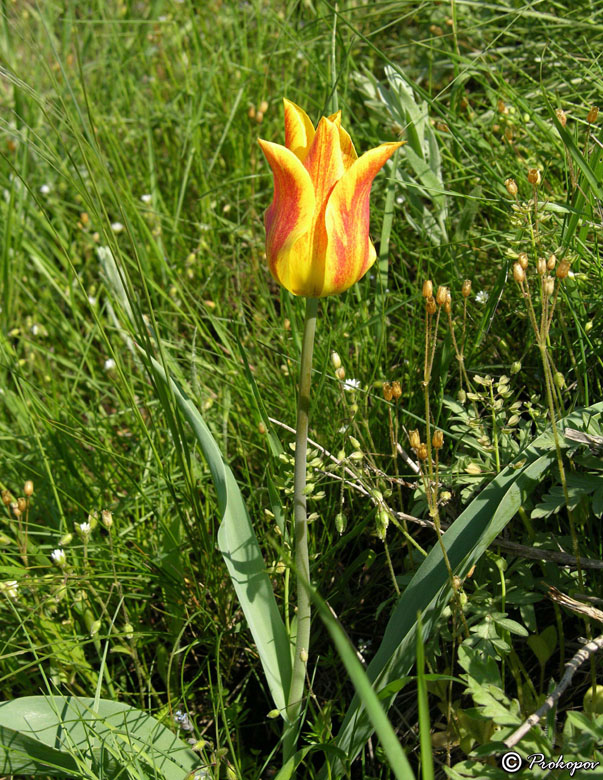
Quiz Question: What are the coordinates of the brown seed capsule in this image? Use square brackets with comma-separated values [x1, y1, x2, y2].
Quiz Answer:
[432, 430, 444, 449]
[17, 497, 26, 513]
[247, 104, 256, 120]
[537, 257, 547, 276]
[497, 99, 507, 114]
[1, 490, 12, 507]
[556, 260, 571, 279]
[426, 296, 437, 315]
[255, 111, 264, 124]
[436, 286, 448, 306]
[409, 429, 421, 451]
[513, 263, 525, 283]
[335, 366, 346, 381]
[555, 108, 567, 127]
[391, 380, 402, 400]
[547, 253, 557, 271]
[417, 443, 428, 461]
[527, 168, 541, 185]
[461, 279, 472, 298]
[101, 509, 113, 529]
[259, 100, 268, 114]
[505, 178, 518, 196]
[382, 382, 393, 401]
[518, 252, 528, 270]
[422, 279, 433, 298]
[11, 503, 21, 518]
[587, 106, 599, 124]
[23, 480, 33, 497]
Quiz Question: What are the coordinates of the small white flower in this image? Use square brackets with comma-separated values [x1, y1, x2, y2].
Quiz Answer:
[88, 296, 97, 306]
[475, 290, 489, 305]
[0, 580, 18, 599]
[79, 521, 91, 534]
[104, 358, 116, 371]
[140, 193, 152, 204]
[51, 548, 66, 567]
[111, 222, 124, 233]
[31, 324, 39, 336]
[343, 378, 361, 392]
[39, 184, 51, 195]
[396, 195, 404, 204]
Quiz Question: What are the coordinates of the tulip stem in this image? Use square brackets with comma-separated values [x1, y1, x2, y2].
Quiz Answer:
[284, 295, 319, 763]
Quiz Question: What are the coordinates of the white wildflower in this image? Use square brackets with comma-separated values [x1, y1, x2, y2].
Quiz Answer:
[39, 184, 51, 195]
[343, 378, 361, 392]
[51, 548, 66, 567]
[111, 222, 124, 234]
[140, 193, 152, 204]
[0, 580, 18, 599]
[475, 290, 489, 304]
[104, 358, 116, 371]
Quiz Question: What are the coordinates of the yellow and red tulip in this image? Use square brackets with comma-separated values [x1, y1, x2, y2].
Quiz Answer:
[258, 99, 403, 297]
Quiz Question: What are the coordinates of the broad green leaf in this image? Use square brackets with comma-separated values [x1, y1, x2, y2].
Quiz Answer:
[146, 354, 292, 716]
[0, 695, 199, 778]
[527, 625, 557, 667]
[321, 403, 603, 776]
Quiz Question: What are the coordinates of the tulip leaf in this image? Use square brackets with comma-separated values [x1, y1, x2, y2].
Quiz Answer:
[0, 695, 200, 777]
[321, 402, 603, 775]
[146, 354, 292, 717]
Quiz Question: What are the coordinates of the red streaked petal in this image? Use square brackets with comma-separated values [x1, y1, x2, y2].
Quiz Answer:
[303, 116, 344, 216]
[258, 138, 315, 288]
[322, 141, 403, 295]
[284, 99, 315, 162]
[337, 124, 358, 170]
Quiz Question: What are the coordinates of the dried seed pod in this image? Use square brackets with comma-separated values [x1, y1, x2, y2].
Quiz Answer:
[330, 351, 342, 370]
[23, 480, 34, 497]
[422, 279, 433, 298]
[555, 108, 567, 127]
[527, 168, 541, 185]
[426, 296, 437, 315]
[518, 252, 529, 270]
[537, 257, 547, 276]
[543, 277, 555, 297]
[417, 443, 428, 461]
[587, 106, 599, 124]
[259, 100, 268, 114]
[335, 366, 345, 381]
[513, 263, 525, 283]
[432, 430, 444, 449]
[444, 290, 452, 313]
[556, 260, 571, 279]
[436, 286, 448, 306]
[17, 497, 26, 513]
[505, 178, 518, 196]
[382, 382, 393, 401]
[461, 279, 472, 298]
[547, 253, 557, 271]
[409, 429, 421, 451]
[391, 380, 402, 400]
[2, 489, 13, 507]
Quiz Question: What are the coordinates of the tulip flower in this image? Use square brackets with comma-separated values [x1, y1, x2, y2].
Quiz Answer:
[258, 99, 403, 297]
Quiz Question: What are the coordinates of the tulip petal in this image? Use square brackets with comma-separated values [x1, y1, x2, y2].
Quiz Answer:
[304, 117, 345, 218]
[258, 138, 315, 290]
[326, 111, 357, 168]
[284, 99, 315, 162]
[322, 141, 403, 296]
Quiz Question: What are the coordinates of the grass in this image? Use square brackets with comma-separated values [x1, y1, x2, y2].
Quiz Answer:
[0, 0, 602, 778]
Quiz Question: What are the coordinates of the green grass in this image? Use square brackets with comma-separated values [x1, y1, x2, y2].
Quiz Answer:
[0, 1, 602, 778]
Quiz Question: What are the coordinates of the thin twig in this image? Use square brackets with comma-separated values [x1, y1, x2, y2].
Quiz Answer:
[504, 586, 603, 749]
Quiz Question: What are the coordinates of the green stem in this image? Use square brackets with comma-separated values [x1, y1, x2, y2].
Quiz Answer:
[284, 296, 319, 761]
